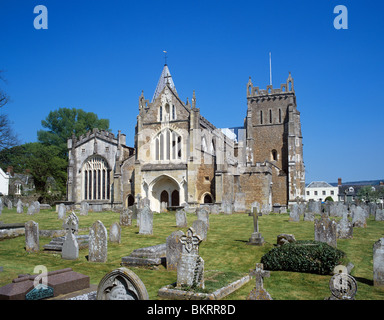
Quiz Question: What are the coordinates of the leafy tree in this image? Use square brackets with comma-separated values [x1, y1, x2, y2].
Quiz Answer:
[37, 107, 110, 158]
[357, 185, 380, 203]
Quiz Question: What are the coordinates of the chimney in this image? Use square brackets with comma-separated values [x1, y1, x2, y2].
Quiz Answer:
[7, 166, 13, 175]
[338, 178, 342, 186]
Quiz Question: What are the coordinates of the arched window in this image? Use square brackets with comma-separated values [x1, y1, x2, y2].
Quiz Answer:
[271, 149, 278, 161]
[83, 156, 110, 201]
[171, 190, 180, 206]
[159, 106, 163, 122]
[201, 136, 207, 152]
[155, 129, 182, 161]
[204, 194, 213, 204]
[172, 105, 176, 120]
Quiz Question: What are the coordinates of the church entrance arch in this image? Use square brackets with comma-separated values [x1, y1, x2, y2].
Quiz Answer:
[149, 175, 181, 212]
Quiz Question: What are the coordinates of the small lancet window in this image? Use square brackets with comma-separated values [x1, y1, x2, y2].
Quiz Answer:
[159, 106, 163, 122]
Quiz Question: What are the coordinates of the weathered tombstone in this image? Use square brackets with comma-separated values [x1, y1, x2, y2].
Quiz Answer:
[121, 243, 166, 267]
[27, 202, 35, 215]
[33, 201, 40, 214]
[16, 200, 23, 214]
[210, 204, 220, 215]
[222, 199, 233, 215]
[234, 192, 246, 213]
[247, 208, 264, 246]
[96, 267, 149, 300]
[289, 203, 300, 222]
[139, 206, 153, 235]
[166, 230, 184, 271]
[62, 212, 79, 260]
[373, 238, 384, 287]
[109, 222, 121, 244]
[89, 220, 108, 263]
[327, 273, 357, 300]
[25, 220, 39, 252]
[196, 207, 209, 229]
[192, 219, 208, 241]
[80, 202, 89, 216]
[352, 206, 367, 228]
[276, 233, 296, 246]
[120, 208, 132, 226]
[314, 214, 337, 247]
[375, 208, 384, 221]
[57, 203, 66, 220]
[247, 263, 272, 300]
[261, 203, 271, 215]
[303, 211, 315, 221]
[177, 227, 204, 289]
[337, 212, 353, 239]
[160, 201, 168, 213]
[7, 200, 12, 209]
[175, 208, 187, 228]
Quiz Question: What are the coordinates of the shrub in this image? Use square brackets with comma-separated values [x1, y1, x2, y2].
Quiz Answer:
[260, 240, 346, 275]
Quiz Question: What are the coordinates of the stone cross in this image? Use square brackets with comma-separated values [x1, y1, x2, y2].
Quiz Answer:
[251, 207, 262, 233]
[180, 227, 202, 254]
[250, 263, 270, 291]
[63, 212, 78, 235]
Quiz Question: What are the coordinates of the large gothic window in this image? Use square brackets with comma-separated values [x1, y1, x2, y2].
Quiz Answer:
[83, 156, 110, 200]
[154, 129, 182, 161]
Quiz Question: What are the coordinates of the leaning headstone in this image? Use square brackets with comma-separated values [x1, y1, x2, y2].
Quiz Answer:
[61, 212, 79, 260]
[166, 230, 184, 271]
[96, 267, 149, 300]
[57, 203, 66, 220]
[337, 212, 353, 239]
[247, 263, 272, 300]
[175, 209, 187, 228]
[89, 220, 108, 263]
[314, 214, 337, 247]
[80, 202, 89, 216]
[192, 219, 208, 241]
[25, 220, 39, 252]
[177, 227, 204, 289]
[373, 238, 384, 287]
[289, 204, 300, 222]
[109, 222, 121, 244]
[120, 208, 132, 226]
[16, 200, 24, 214]
[139, 206, 153, 235]
[352, 206, 367, 228]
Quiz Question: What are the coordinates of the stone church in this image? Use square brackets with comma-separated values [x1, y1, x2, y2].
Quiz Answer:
[66, 64, 305, 212]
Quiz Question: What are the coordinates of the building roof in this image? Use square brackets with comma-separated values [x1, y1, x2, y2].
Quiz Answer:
[151, 64, 177, 102]
[306, 181, 335, 188]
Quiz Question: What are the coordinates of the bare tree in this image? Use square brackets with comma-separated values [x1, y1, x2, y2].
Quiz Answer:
[0, 71, 19, 150]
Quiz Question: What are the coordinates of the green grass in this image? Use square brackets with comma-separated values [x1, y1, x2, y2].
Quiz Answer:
[0, 207, 384, 300]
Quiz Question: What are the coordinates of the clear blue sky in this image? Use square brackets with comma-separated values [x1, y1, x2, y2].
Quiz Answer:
[0, 0, 383, 184]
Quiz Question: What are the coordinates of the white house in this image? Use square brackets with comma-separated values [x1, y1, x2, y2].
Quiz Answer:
[305, 181, 338, 202]
[0, 168, 9, 196]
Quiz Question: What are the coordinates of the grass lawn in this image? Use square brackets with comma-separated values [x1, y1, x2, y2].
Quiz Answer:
[0, 207, 384, 300]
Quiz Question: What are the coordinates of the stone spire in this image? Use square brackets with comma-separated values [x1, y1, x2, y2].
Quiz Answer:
[151, 64, 177, 102]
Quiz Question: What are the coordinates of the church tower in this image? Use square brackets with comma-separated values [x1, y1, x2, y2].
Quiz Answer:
[245, 73, 305, 206]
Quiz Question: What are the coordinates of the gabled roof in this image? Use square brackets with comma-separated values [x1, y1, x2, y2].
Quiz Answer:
[151, 64, 177, 102]
[306, 181, 334, 188]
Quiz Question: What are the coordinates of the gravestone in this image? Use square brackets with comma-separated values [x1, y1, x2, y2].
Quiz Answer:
[89, 220, 108, 263]
[175, 208, 187, 228]
[210, 204, 220, 215]
[289, 204, 300, 222]
[247, 208, 264, 246]
[337, 212, 353, 239]
[177, 227, 204, 289]
[96, 267, 149, 300]
[160, 201, 168, 213]
[327, 273, 357, 300]
[308, 200, 321, 214]
[251, 201, 261, 213]
[196, 207, 209, 229]
[25, 220, 39, 252]
[57, 203, 66, 220]
[16, 200, 24, 214]
[276, 233, 296, 246]
[139, 206, 153, 235]
[27, 202, 35, 215]
[222, 199, 233, 215]
[192, 219, 208, 241]
[303, 211, 315, 221]
[7, 200, 12, 209]
[166, 230, 183, 271]
[109, 222, 121, 244]
[61, 212, 79, 260]
[120, 208, 132, 226]
[314, 214, 337, 247]
[352, 206, 367, 228]
[247, 263, 272, 300]
[121, 243, 166, 267]
[375, 209, 384, 221]
[80, 202, 89, 216]
[373, 238, 384, 287]
[233, 192, 246, 213]
[33, 201, 40, 214]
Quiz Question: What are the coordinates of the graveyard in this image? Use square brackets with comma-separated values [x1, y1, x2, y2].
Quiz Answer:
[0, 204, 384, 300]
